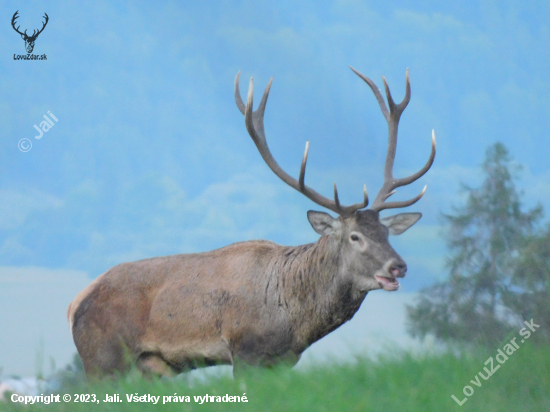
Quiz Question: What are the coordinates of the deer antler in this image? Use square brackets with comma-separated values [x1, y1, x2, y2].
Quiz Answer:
[235, 68, 435, 216]
[349, 66, 436, 212]
[11, 11, 49, 40]
[235, 72, 368, 217]
[11, 11, 25, 37]
[32, 13, 49, 39]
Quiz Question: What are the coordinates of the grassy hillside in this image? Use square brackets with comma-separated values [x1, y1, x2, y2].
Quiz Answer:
[2, 344, 548, 411]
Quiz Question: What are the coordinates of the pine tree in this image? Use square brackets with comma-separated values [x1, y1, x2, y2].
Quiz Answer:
[406, 143, 542, 346]
[504, 224, 550, 343]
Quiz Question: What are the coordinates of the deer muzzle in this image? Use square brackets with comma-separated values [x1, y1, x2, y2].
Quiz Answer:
[374, 260, 407, 291]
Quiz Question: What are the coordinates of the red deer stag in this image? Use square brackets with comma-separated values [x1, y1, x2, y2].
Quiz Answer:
[68, 67, 436, 378]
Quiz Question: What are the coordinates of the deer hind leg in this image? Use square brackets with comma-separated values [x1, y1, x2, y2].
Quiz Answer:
[76, 335, 129, 379]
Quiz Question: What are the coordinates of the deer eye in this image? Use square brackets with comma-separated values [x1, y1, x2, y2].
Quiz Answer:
[350, 234, 360, 242]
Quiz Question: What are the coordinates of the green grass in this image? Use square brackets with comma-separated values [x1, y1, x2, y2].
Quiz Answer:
[2, 344, 549, 411]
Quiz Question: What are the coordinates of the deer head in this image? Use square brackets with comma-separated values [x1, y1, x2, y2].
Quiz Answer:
[235, 67, 436, 292]
[12, 11, 49, 54]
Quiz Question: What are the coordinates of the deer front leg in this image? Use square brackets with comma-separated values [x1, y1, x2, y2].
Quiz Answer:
[137, 353, 179, 378]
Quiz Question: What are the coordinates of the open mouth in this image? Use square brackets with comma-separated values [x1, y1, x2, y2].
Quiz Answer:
[375, 275, 400, 291]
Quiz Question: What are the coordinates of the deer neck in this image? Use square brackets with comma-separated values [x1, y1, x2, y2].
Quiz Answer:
[275, 236, 367, 349]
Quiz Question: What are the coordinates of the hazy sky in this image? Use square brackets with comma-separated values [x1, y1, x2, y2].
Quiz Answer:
[1, 0, 549, 377]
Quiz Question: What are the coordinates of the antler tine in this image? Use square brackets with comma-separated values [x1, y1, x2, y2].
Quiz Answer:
[350, 66, 389, 121]
[362, 184, 368, 205]
[235, 72, 369, 216]
[393, 129, 436, 188]
[382, 77, 396, 112]
[334, 183, 341, 209]
[378, 185, 427, 211]
[299, 141, 309, 191]
[399, 69, 412, 112]
[234, 71, 246, 114]
[350, 67, 435, 212]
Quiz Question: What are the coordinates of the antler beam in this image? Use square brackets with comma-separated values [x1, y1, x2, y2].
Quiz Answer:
[235, 72, 368, 217]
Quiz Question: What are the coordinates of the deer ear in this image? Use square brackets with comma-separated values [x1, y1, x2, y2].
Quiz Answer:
[307, 210, 340, 235]
[380, 212, 422, 235]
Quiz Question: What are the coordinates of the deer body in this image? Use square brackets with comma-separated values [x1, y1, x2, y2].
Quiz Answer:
[69, 210, 415, 377]
[69, 67, 436, 378]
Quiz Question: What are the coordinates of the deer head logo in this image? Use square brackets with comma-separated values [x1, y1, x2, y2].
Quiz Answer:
[11, 11, 49, 54]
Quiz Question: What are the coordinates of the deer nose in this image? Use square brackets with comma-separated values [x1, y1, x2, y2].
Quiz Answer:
[390, 262, 407, 278]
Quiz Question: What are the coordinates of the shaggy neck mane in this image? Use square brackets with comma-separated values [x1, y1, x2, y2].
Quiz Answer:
[268, 236, 366, 349]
